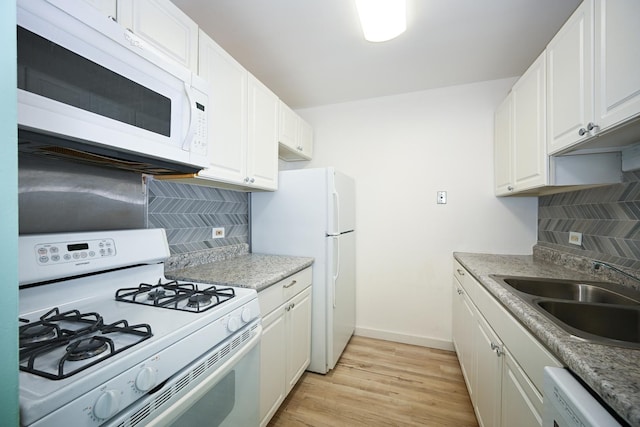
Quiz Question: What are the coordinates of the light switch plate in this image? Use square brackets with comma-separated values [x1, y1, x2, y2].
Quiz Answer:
[212, 227, 225, 239]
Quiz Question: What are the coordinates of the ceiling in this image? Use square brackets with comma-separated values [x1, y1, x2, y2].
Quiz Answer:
[170, 0, 581, 109]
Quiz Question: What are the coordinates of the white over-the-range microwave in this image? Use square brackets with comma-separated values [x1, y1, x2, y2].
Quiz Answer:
[17, 0, 209, 174]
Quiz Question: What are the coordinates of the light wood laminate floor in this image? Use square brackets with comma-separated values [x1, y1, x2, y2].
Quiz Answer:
[268, 335, 478, 427]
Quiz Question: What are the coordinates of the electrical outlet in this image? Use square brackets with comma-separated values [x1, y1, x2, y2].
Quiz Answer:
[568, 231, 582, 246]
[212, 227, 225, 239]
[437, 191, 447, 204]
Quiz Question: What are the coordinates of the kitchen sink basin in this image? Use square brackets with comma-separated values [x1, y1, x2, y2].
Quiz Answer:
[489, 274, 640, 348]
[491, 275, 640, 305]
[537, 301, 640, 346]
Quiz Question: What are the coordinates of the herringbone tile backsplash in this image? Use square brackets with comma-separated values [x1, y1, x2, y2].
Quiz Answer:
[538, 171, 640, 270]
[147, 180, 248, 254]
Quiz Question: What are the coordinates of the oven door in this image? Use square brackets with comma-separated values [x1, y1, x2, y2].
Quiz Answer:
[106, 322, 261, 427]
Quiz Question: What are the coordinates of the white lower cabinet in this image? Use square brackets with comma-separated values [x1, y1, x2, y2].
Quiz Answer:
[285, 287, 312, 391]
[452, 275, 476, 402]
[474, 314, 503, 427]
[260, 304, 286, 426]
[258, 267, 312, 427]
[501, 348, 543, 427]
[452, 260, 561, 427]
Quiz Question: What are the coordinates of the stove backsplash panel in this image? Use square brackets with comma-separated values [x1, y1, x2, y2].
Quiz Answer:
[19, 154, 145, 234]
[146, 179, 249, 255]
[538, 170, 640, 271]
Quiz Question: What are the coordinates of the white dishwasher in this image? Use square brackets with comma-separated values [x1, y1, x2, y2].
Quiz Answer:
[543, 367, 622, 427]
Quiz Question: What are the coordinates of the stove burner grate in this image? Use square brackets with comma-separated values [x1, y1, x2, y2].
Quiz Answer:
[19, 308, 152, 380]
[116, 280, 236, 313]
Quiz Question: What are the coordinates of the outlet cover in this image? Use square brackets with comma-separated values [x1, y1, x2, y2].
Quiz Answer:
[568, 231, 582, 246]
[212, 227, 225, 239]
[437, 191, 447, 204]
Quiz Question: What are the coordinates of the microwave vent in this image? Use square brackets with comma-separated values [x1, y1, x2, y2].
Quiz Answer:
[18, 129, 200, 175]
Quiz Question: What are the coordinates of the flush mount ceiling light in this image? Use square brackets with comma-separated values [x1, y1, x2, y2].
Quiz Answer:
[355, 0, 406, 42]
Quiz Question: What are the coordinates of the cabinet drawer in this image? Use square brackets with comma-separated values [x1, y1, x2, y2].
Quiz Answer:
[258, 267, 312, 316]
[453, 260, 475, 300]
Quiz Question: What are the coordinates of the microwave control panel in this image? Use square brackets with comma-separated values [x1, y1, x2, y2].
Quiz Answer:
[34, 238, 117, 265]
[191, 101, 208, 156]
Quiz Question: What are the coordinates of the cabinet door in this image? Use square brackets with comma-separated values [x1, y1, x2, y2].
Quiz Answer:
[79, 0, 116, 17]
[494, 94, 513, 195]
[594, 0, 640, 130]
[117, 0, 198, 72]
[259, 307, 286, 427]
[546, 0, 594, 154]
[286, 287, 312, 392]
[512, 52, 547, 192]
[452, 279, 476, 404]
[501, 349, 543, 427]
[247, 74, 279, 190]
[475, 313, 503, 427]
[298, 118, 314, 160]
[197, 30, 248, 186]
[278, 101, 298, 151]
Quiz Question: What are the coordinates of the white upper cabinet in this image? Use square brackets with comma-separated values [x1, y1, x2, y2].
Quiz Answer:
[298, 119, 314, 159]
[495, 50, 622, 196]
[495, 0, 632, 196]
[494, 95, 513, 195]
[278, 101, 313, 161]
[594, 0, 640, 131]
[247, 74, 279, 190]
[547, 0, 640, 154]
[278, 102, 298, 151]
[546, 0, 594, 154]
[117, 0, 198, 73]
[512, 53, 548, 192]
[197, 30, 248, 186]
[195, 31, 278, 191]
[79, 0, 117, 18]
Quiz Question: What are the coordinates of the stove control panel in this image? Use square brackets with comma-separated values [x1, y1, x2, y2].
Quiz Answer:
[34, 238, 116, 265]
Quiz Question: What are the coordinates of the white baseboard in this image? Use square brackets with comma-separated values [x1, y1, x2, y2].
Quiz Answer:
[354, 327, 454, 352]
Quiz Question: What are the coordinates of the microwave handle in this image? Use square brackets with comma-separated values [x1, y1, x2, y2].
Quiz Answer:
[182, 82, 197, 151]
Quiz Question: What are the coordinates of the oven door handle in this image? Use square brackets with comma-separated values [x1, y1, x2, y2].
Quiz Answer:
[146, 324, 262, 427]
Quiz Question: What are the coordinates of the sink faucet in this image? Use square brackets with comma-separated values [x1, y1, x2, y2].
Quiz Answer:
[592, 260, 640, 284]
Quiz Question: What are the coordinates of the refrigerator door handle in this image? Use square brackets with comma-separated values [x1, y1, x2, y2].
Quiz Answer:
[332, 186, 340, 235]
[332, 236, 340, 308]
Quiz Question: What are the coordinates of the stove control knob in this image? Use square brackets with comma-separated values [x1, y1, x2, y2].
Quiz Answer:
[227, 316, 241, 332]
[135, 367, 157, 392]
[241, 307, 252, 323]
[93, 389, 120, 420]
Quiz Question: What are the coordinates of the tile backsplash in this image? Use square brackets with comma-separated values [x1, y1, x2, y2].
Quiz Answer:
[538, 170, 640, 270]
[147, 179, 249, 255]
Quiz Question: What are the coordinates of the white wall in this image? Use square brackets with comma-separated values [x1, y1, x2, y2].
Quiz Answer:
[283, 78, 538, 349]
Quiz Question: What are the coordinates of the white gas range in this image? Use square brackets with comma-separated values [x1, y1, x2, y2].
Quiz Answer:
[19, 229, 261, 427]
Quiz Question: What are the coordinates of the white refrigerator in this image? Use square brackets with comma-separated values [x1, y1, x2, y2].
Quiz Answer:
[251, 167, 356, 374]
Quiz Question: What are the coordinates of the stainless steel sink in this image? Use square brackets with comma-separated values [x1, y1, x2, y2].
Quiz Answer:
[536, 301, 640, 346]
[489, 274, 640, 349]
[494, 276, 640, 305]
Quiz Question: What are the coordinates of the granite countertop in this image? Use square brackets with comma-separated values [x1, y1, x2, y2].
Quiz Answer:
[454, 252, 640, 426]
[166, 253, 314, 292]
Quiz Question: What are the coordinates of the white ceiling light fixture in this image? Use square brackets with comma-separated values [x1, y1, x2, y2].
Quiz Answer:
[355, 0, 407, 42]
